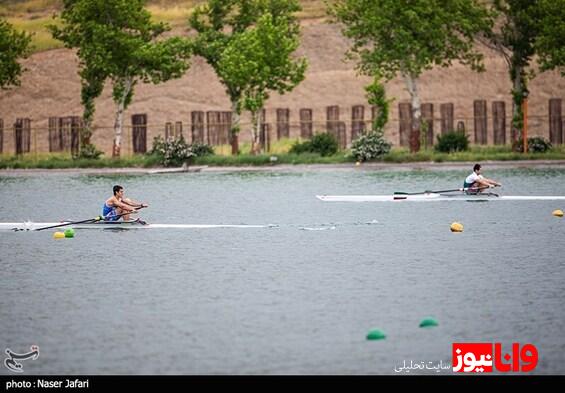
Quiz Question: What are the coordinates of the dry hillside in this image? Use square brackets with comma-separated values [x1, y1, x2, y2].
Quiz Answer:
[1, 18, 565, 155]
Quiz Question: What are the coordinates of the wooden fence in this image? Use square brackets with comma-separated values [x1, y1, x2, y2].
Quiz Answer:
[48, 116, 81, 156]
[1, 98, 563, 156]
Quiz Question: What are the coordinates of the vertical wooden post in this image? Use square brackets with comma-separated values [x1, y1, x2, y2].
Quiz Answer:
[299, 109, 313, 139]
[260, 109, 270, 152]
[220, 111, 232, 146]
[351, 105, 365, 142]
[165, 122, 173, 141]
[205, 111, 231, 151]
[175, 121, 183, 140]
[48, 117, 59, 152]
[473, 100, 488, 145]
[326, 106, 340, 142]
[132, 114, 147, 154]
[440, 103, 454, 135]
[191, 111, 204, 143]
[398, 103, 412, 147]
[549, 99, 562, 145]
[206, 112, 219, 146]
[276, 108, 290, 140]
[421, 103, 434, 148]
[492, 101, 506, 145]
[14, 118, 31, 155]
[336, 122, 346, 149]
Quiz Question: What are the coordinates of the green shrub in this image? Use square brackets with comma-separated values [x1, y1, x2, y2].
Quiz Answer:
[150, 136, 195, 167]
[288, 140, 312, 155]
[512, 136, 552, 153]
[288, 133, 339, 156]
[190, 142, 215, 157]
[75, 143, 103, 160]
[435, 131, 469, 153]
[311, 133, 338, 156]
[351, 130, 392, 162]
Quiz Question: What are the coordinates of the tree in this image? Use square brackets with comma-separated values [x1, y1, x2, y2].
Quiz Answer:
[217, 14, 307, 154]
[535, 0, 565, 76]
[0, 18, 32, 90]
[189, 0, 303, 154]
[51, 0, 192, 158]
[478, 0, 543, 142]
[365, 79, 390, 133]
[329, 0, 494, 152]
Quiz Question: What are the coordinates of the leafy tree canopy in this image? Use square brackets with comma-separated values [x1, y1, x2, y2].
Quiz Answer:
[0, 18, 32, 89]
[329, 0, 494, 80]
[218, 13, 307, 113]
[536, 0, 565, 76]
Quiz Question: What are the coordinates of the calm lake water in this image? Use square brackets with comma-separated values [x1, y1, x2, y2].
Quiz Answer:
[1, 166, 564, 375]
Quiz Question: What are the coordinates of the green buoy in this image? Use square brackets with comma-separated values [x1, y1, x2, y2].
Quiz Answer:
[64, 228, 75, 238]
[366, 329, 386, 340]
[419, 317, 438, 328]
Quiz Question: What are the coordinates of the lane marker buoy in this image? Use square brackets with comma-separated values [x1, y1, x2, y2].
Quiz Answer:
[419, 317, 439, 328]
[366, 329, 386, 340]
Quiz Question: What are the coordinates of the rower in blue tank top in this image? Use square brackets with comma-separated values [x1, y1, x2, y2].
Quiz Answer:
[463, 164, 502, 193]
[103, 185, 148, 221]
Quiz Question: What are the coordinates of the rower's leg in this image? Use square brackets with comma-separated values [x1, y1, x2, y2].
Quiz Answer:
[117, 208, 129, 221]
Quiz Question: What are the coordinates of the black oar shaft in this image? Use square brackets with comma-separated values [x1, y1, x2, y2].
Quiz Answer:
[34, 217, 102, 231]
[34, 206, 145, 231]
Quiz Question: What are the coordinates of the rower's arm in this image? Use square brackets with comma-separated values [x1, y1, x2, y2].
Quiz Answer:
[123, 198, 148, 208]
[117, 200, 138, 211]
[475, 178, 491, 187]
[485, 178, 502, 187]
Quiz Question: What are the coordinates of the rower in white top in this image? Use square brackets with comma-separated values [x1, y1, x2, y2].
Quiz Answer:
[463, 164, 502, 194]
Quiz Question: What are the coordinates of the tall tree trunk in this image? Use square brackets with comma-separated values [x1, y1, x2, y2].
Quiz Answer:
[112, 78, 133, 158]
[81, 102, 93, 149]
[510, 63, 525, 143]
[250, 110, 261, 155]
[230, 101, 240, 155]
[403, 73, 421, 153]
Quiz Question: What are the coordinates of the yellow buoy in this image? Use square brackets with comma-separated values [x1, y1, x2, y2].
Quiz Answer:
[450, 222, 464, 232]
[553, 209, 563, 217]
[53, 231, 65, 239]
[355, 161, 361, 166]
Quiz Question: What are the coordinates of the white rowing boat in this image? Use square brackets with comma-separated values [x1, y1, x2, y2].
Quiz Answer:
[0, 221, 278, 231]
[316, 194, 565, 202]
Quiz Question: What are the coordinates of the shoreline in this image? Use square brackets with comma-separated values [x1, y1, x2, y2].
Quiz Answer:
[1, 160, 565, 176]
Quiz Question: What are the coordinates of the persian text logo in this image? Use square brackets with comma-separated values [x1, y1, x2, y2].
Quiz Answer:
[452, 343, 538, 373]
[394, 360, 452, 373]
[4, 345, 40, 373]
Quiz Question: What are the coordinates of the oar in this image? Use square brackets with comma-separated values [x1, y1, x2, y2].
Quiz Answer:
[34, 206, 146, 231]
[394, 185, 495, 195]
[34, 216, 104, 231]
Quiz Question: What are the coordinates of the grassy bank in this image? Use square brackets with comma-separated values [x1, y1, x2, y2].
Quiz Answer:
[0, 153, 160, 169]
[1, 0, 327, 53]
[2, 146, 565, 169]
